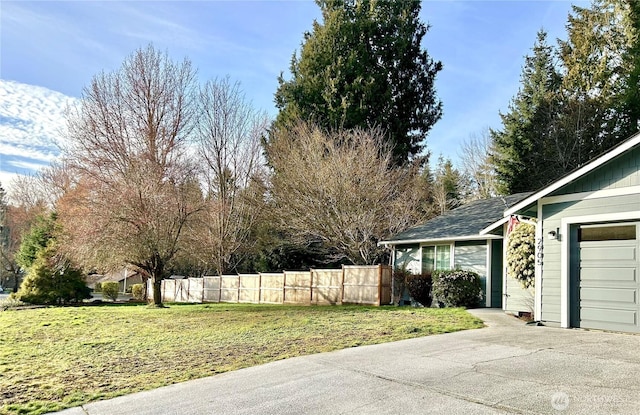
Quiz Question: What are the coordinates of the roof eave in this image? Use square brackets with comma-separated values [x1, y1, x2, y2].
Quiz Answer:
[379, 234, 503, 247]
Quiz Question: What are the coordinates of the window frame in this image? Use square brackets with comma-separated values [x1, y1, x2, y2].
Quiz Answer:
[420, 243, 453, 274]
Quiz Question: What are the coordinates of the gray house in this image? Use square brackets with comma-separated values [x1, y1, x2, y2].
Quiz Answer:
[384, 133, 640, 333]
[487, 133, 640, 333]
[380, 193, 531, 308]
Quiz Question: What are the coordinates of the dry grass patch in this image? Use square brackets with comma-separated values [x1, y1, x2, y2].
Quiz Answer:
[0, 303, 483, 414]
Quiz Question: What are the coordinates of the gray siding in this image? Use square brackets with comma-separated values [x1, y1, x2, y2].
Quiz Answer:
[556, 146, 640, 195]
[540, 193, 640, 323]
[454, 242, 487, 304]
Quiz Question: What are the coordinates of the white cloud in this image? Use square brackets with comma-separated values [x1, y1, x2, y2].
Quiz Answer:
[0, 79, 76, 172]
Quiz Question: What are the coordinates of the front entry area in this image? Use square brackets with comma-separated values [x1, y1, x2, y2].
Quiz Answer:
[575, 223, 640, 332]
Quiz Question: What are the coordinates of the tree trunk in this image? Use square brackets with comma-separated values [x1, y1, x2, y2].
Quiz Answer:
[152, 277, 163, 307]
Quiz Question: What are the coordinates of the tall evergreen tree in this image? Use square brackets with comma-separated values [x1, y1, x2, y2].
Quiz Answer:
[491, 31, 563, 194]
[431, 156, 463, 214]
[558, 0, 635, 159]
[273, 0, 442, 164]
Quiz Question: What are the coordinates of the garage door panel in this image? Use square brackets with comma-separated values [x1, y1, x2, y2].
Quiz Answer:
[581, 307, 637, 326]
[577, 223, 639, 332]
[580, 287, 637, 304]
[580, 245, 636, 261]
[580, 267, 637, 282]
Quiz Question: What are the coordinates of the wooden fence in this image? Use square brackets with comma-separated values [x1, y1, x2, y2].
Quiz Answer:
[150, 265, 392, 306]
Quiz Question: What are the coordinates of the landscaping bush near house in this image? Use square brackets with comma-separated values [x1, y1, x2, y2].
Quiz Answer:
[432, 269, 483, 308]
[392, 267, 412, 305]
[131, 284, 145, 301]
[405, 272, 432, 307]
[94, 282, 102, 293]
[101, 281, 119, 302]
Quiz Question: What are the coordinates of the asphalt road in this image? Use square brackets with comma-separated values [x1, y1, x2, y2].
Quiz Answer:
[53, 309, 640, 415]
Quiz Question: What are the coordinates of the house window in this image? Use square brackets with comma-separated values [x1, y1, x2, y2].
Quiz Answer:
[578, 224, 636, 242]
[421, 245, 451, 273]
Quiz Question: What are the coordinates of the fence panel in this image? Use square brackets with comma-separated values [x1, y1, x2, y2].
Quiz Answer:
[342, 266, 380, 305]
[187, 278, 203, 303]
[203, 276, 221, 302]
[260, 273, 284, 304]
[311, 269, 342, 305]
[162, 279, 176, 302]
[150, 266, 390, 306]
[239, 274, 260, 303]
[284, 271, 311, 304]
[175, 279, 189, 302]
[220, 275, 240, 303]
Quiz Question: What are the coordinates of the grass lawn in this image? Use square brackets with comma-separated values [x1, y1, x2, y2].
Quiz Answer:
[0, 303, 483, 415]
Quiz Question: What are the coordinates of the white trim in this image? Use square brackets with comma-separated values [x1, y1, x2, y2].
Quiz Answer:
[502, 223, 508, 312]
[505, 133, 640, 216]
[541, 185, 640, 206]
[485, 241, 492, 308]
[534, 203, 543, 321]
[559, 210, 640, 328]
[379, 234, 502, 246]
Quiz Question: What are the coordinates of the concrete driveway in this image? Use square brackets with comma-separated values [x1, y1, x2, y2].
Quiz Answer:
[55, 309, 640, 415]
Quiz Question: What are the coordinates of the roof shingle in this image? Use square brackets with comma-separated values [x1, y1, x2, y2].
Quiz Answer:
[384, 193, 531, 244]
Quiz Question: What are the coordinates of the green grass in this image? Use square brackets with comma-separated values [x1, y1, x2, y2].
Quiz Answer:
[0, 303, 483, 415]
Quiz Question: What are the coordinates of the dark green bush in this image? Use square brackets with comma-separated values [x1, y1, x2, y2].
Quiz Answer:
[432, 269, 483, 308]
[131, 284, 145, 301]
[405, 272, 432, 307]
[101, 281, 119, 302]
[15, 246, 91, 305]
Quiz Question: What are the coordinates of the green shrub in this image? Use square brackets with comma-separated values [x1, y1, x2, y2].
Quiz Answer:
[14, 244, 91, 305]
[101, 281, 120, 302]
[432, 269, 483, 308]
[94, 282, 102, 293]
[131, 284, 145, 301]
[405, 272, 432, 307]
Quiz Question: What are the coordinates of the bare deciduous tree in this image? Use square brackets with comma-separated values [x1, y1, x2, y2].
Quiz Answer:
[59, 45, 200, 306]
[194, 78, 269, 275]
[459, 128, 497, 200]
[267, 121, 429, 265]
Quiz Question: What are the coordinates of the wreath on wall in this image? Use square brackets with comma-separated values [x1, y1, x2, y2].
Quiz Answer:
[506, 221, 536, 289]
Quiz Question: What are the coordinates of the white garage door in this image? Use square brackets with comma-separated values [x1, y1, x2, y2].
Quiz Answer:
[578, 223, 640, 332]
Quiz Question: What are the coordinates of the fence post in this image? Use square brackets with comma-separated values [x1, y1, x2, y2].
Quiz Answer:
[377, 265, 383, 306]
[340, 265, 345, 304]
[258, 273, 263, 304]
[309, 269, 314, 304]
[282, 271, 286, 303]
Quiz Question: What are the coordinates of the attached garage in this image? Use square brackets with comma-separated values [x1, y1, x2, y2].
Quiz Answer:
[574, 223, 639, 332]
[503, 133, 640, 333]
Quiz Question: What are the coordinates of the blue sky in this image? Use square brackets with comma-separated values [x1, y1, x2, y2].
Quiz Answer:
[0, 0, 587, 192]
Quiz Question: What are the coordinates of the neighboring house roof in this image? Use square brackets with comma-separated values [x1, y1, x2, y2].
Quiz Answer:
[380, 192, 532, 245]
[505, 131, 640, 217]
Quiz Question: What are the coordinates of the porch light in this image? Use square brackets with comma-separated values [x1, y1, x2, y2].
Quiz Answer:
[548, 228, 559, 240]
